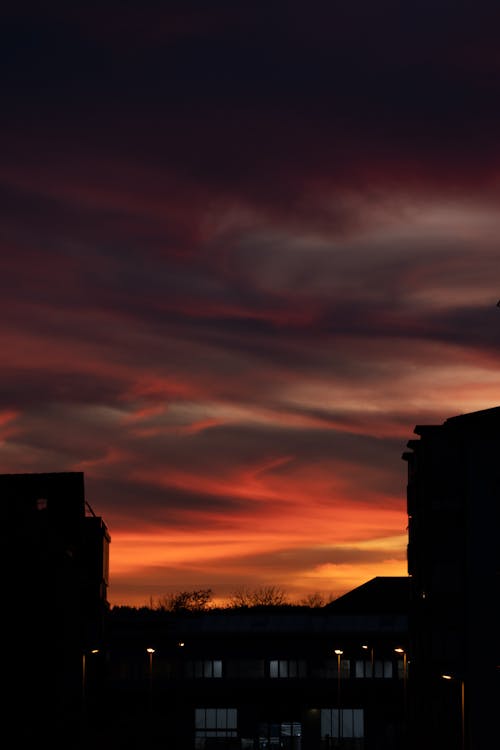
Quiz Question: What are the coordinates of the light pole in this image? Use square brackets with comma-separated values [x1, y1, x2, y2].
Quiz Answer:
[82, 649, 99, 722]
[394, 648, 407, 740]
[82, 652, 86, 716]
[335, 649, 344, 744]
[362, 644, 374, 677]
[394, 648, 407, 689]
[146, 648, 155, 715]
[441, 674, 465, 750]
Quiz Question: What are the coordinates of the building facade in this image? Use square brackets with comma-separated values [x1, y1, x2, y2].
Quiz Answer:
[99, 579, 409, 750]
[403, 406, 500, 750]
[2, 471, 111, 747]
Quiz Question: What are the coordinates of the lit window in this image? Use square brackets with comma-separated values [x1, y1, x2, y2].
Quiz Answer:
[187, 660, 223, 678]
[355, 659, 373, 678]
[355, 658, 393, 678]
[269, 659, 306, 678]
[195, 708, 237, 748]
[373, 659, 393, 678]
[321, 708, 364, 739]
[324, 657, 350, 678]
[281, 722, 301, 737]
[258, 721, 301, 743]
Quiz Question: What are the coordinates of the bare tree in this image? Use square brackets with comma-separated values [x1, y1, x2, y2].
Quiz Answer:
[228, 585, 289, 608]
[154, 589, 213, 612]
[299, 592, 330, 608]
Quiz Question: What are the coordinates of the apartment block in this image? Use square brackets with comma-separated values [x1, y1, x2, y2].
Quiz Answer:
[403, 406, 500, 750]
[2, 471, 110, 746]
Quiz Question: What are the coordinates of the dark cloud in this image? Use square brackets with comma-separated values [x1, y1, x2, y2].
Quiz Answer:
[1, 2, 499, 604]
[0, 368, 127, 410]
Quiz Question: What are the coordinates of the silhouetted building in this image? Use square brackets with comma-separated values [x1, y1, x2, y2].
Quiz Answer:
[102, 576, 409, 750]
[403, 406, 500, 750]
[9, 403, 499, 749]
[2, 471, 110, 747]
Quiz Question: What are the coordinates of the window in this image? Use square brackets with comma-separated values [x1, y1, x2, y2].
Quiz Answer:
[281, 722, 301, 737]
[355, 659, 372, 678]
[195, 708, 237, 748]
[186, 660, 222, 678]
[269, 659, 306, 678]
[321, 708, 364, 739]
[355, 658, 392, 678]
[226, 659, 265, 679]
[323, 657, 350, 679]
[374, 659, 393, 678]
[258, 721, 301, 744]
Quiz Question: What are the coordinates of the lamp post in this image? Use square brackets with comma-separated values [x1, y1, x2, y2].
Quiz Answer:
[362, 644, 374, 678]
[394, 648, 407, 689]
[335, 649, 344, 744]
[394, 648, 407, 741]
[82, 652, 86, 719]
[82, 649, 99, 722]
[441, 674, 465, 750]
[146, 648, 155, 715]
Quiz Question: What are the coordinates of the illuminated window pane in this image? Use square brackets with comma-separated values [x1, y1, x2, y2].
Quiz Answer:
[320, 709, 364, 739]
[353, 709, 364, 738]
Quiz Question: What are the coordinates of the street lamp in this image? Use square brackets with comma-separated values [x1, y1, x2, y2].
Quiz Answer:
[394, 648, 407, 738]
[81, 649, 99, 727]
[146, 647, 155, 715]
[82, 650, 99, 707]
[362, 644, 374, 677]
[441, 674, 465, 750]
[394, 648, 407, 681]
[335, 649, 344, 742]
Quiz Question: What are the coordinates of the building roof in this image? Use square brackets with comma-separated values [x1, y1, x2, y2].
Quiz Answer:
[444, 405, 500, 425]
[413, 405, 500, 435]
[324, 576, 410, 615]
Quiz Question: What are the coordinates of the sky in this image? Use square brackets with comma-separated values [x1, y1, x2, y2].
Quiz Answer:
[1, 2, 500, 607]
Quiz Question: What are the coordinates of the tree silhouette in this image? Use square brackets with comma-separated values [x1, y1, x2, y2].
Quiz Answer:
[154, 588, 214, 611]
[228, 585, 289, 608]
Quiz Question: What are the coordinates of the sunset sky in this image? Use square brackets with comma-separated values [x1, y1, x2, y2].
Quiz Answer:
[2, 2, 500, 607]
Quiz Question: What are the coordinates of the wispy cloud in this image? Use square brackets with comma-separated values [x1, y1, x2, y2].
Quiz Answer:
[1, 2, 499, 605]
